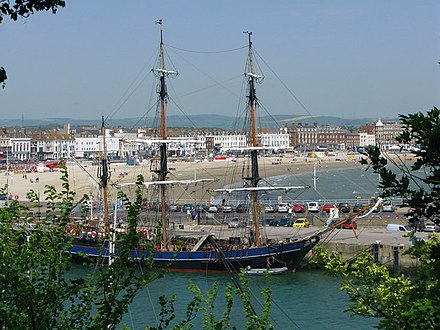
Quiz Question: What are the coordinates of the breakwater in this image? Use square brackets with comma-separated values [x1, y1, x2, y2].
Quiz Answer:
[305, 241, 419, 273]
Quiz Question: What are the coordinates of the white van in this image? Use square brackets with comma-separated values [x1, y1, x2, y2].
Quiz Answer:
[386, 224, 412, 232]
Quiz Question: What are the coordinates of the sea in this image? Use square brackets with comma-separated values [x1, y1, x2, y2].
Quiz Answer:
[223, 162, 388, 206]
[265, 161, 415, 204]
[69, 165, 389, 329]
[71, 263, 378, 330]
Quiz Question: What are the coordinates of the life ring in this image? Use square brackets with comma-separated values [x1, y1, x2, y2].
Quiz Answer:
[91, 231, 97, 238]
[143, 229, 152, 240]
[267, 256, 274, 266]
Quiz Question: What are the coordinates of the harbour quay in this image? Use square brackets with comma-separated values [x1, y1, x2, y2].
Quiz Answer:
[173, 221, 435, 272]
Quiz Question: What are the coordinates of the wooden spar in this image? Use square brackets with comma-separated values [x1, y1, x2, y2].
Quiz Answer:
[245, 31, 261, 248]
[100, 115, 110, 237]
[247, 32, 257, 148]
[160, 28, 166, 141]
[159, 26, 168, 250]
[151, 23, 178, 250]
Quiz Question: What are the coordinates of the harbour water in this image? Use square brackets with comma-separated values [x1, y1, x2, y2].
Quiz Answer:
[71, 165, 396, 329]
[112, 165, 394, 329]
[267, 162, 402, 202]
[113, 269, 378, 329]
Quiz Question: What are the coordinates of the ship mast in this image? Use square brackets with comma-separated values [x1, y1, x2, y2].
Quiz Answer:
[98, 115, 110, 237]
[243, 31, 263, 247]
[151, 20, 177, 250]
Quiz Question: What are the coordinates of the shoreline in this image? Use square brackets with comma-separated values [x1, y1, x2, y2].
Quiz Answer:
[0, 154, 404, 202]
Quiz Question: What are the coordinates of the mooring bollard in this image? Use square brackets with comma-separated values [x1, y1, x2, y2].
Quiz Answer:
[393, 244, 404, 274]
[372, 240, 382, 264]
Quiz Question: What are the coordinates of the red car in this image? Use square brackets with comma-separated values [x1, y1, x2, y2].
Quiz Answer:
[322, 204, 333, 213]
[337, 220, 358, 230]
[293, 204, 306, 213]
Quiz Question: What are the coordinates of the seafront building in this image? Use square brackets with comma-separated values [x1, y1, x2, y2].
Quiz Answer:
[75, 129, 119, 159]
[288, 123, 347, 151]
[28, 132, 75, 160]
[0, 119, 408, 164]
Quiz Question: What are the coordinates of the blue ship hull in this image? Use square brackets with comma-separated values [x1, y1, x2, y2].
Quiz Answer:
[68, 235, 319, 271]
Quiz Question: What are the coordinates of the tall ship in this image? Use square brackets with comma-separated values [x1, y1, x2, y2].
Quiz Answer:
[67, 23, 321, 271]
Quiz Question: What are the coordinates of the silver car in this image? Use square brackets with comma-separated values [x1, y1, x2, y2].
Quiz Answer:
[424, 222, 439, 232]
[382, 202, 394, 212]
[277, 203, 290, 213]
[222, 205, 234, 213]
[208, 204, 220, 213]
[228, 218, 244, 228]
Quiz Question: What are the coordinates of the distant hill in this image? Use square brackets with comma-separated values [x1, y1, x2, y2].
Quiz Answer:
[0, 114, 397, 130]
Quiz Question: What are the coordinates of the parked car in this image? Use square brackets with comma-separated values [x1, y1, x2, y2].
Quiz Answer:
[262, 218, 275, 226]
[409, 219, 424, 232]
[307, 201, 320, 213]
[264, 204, 277, 213]
[182, 204, 194, 212]
[322, 204, 333, 213]
[278, 218, 293, 227]
[352, 203, 364, 213]
[382, 202, 394, 212]
[208, 204, 220, 213]
[277, 203, 290, 213]
[141, 201, 159, 211]
[168, 204, 181, 212]
[292, 218, 310, 228]
[269, 218, 280, 226]
[222, 205, 234, 213]
[236, 204, 249, 213]
[293, 204, 306, 213]
[338, 203, 351, 213]
[336, 220, 357, 229]
[228, 218, 245, 228]
[195, 204, 207, 213]
[423, 222, 440, 232]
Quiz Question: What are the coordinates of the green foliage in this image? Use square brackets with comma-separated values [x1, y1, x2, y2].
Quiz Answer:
[0, 66, 6, 87]
[321, 107, 440, 329]
[360, 107, 440, 224]
[0, 0, 65, 23]
[0, 167, 158, 329]
[146, 275, 273, 330]
[0, 0, 66, 87]
[313, 237, 440, 329]
[0, 168, 274, 329]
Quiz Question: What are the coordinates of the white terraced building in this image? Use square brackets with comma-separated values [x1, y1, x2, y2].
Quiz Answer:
[75, 132, 120, 159]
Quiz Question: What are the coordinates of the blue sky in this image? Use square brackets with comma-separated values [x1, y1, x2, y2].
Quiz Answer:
[1, 1, 440, 121]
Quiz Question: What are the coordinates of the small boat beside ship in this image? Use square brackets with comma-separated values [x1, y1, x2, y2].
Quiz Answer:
[244, 266, 289, 276]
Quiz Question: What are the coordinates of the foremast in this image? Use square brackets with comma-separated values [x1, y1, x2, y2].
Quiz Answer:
[243, 32, 263, 247]
[151, 21, 177, 250]
[98, 115, 111, 237]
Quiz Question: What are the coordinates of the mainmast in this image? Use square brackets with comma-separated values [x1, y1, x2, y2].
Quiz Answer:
[98, 115, 110, 237]
[243, 31, 264, 247]
[215, 33, 309, 246]
[151, 20, 177, 250]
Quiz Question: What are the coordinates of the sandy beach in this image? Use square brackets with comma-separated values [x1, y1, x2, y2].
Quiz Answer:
[1, 155, 368, 203]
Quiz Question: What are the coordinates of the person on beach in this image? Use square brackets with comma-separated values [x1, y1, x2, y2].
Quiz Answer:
[288, 206, 296, 218]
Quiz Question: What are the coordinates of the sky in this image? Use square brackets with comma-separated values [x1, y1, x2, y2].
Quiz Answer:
[1, 1, 440, 121]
